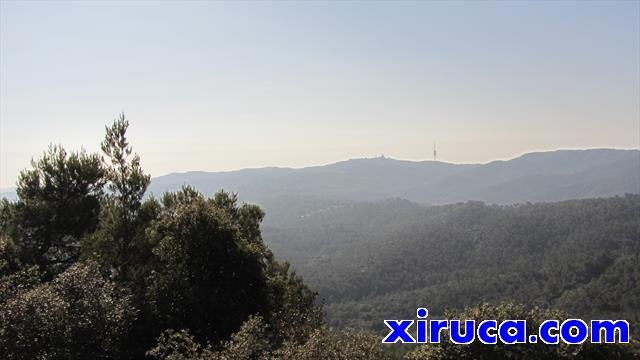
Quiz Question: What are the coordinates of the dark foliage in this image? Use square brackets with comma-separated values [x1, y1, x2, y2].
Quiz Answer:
[0, 262, 136, 359]
[1, 114, 637, 359]
[1, 146, 104, 278]
[263, 196, 640, 334]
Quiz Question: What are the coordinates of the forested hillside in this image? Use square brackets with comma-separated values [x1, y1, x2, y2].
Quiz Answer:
[263, 196, 640, 332]
[1, 117, 637, 359]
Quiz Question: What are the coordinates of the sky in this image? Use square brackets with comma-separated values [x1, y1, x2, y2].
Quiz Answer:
[1, 1, 639, 189]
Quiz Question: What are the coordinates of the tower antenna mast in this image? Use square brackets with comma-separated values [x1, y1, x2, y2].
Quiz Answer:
[433, 143, 437, 162]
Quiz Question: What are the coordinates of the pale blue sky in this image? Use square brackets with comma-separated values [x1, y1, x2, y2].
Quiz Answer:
[1, 1, 639, 188]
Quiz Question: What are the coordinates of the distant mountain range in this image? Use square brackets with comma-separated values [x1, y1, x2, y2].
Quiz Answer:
[3, 149, 639, 224]
[144, 149, 639, 223]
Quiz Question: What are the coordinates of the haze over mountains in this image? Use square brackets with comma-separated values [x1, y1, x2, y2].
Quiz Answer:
[2, 148, 638, 223]
[144, 149, 639, 224]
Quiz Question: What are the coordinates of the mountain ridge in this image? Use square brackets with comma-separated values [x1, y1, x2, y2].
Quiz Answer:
[148, 148, 639, 202]
[3, 149, 639, 215]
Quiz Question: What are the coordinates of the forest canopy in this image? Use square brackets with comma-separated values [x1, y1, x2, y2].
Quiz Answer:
[0, 114, 637, 359]
[263, 196, 640, 334]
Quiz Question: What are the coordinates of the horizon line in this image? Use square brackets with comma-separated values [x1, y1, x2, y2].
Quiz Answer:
[1, 146, 638, 192]
[153, 146, 639, 178]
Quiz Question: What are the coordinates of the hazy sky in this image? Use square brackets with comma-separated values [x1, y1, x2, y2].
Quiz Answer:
[1, 1, 639, 189]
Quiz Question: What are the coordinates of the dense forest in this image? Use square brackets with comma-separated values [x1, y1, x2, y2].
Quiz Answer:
[263, 196, 640, 335]
[0, 116, 638, 359]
